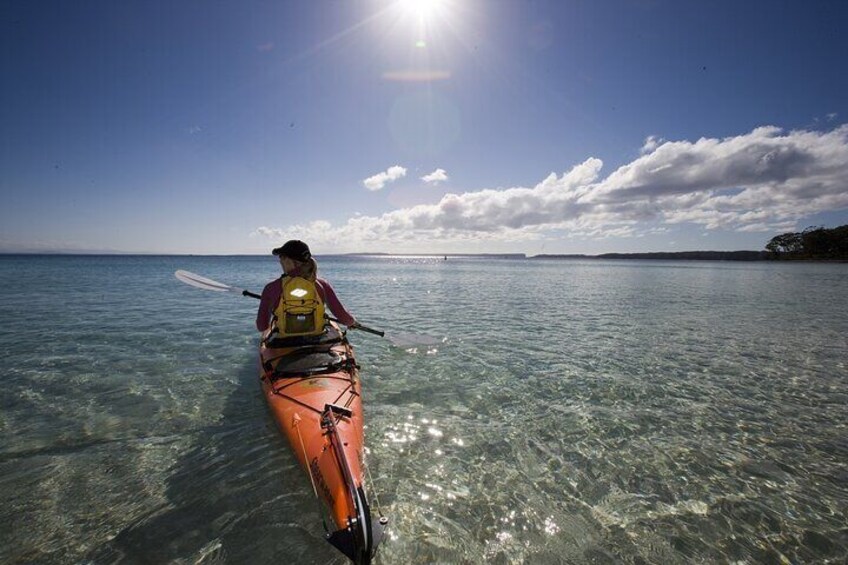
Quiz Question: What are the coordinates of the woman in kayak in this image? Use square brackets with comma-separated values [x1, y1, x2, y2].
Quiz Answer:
[256, 239, 359, 333]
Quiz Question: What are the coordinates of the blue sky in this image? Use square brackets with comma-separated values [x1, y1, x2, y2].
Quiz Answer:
[2, 0, 847, 254]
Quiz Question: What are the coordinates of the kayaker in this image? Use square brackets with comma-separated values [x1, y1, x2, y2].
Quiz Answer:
[256, 240, 359, 333]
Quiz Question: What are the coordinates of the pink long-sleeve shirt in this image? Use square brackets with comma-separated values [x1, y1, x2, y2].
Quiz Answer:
[255, 275, 356, 332]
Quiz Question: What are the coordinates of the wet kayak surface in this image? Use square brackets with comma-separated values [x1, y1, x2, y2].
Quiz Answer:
[1, 254, 846, 564]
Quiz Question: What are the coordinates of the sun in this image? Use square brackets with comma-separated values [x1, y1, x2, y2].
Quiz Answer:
[397, 0, 447, 22]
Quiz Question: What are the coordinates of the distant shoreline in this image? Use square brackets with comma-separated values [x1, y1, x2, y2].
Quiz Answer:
[531, 252, 847, 262]
[1, 251, 845, 262]
[531, 251, 767, 261]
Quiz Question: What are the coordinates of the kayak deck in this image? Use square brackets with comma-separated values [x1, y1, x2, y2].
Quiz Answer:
[259, 326, 383, 563]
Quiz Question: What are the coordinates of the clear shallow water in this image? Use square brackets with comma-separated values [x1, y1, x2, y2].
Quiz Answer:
[1, 255, 846, 564]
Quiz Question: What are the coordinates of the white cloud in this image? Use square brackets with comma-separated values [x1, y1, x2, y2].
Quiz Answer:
[421, 168, 449, 184]
[362, 165, 407, 191]
[257, 125, 848, 249]
[641, 135, 664, 154]
[587, 125, 848, 231]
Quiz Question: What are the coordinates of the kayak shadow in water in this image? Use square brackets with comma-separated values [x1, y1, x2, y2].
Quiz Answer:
[85, 358, 346, 564]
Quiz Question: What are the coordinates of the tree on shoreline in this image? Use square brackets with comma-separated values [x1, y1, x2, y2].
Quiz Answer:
[765, 225, 848, 259]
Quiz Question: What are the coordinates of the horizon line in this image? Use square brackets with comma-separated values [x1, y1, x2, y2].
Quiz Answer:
[0, 250, 767, 258]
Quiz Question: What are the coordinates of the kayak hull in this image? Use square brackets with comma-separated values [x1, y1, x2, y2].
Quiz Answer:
[259, 325, 381, 562]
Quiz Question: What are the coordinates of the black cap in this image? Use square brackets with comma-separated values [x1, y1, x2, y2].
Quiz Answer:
[272, 240, 311, 261]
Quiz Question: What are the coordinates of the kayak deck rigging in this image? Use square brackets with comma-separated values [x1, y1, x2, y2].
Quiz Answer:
[265, 373, 359, 417]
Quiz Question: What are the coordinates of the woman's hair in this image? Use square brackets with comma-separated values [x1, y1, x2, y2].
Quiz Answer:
[297, 256, 318, 281]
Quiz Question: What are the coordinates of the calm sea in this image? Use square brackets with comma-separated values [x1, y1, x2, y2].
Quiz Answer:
[0, 254, 846, 564]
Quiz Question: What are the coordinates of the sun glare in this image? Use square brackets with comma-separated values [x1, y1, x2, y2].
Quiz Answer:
[398, 0, 447, 21]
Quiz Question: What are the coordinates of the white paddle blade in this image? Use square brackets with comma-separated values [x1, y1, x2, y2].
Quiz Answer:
[175, 270, 236, 293]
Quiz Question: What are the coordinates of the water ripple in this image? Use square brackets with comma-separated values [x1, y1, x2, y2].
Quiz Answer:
[1, 256, 846, 563]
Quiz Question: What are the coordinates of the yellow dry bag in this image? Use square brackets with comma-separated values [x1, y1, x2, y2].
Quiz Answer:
[272, 276, 326, 337]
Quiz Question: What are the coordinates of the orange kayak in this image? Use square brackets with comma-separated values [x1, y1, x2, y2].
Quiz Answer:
[259, 323, 384, 563]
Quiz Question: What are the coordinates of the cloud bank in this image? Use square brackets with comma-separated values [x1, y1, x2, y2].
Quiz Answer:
[362, 165, 407, 191]
[257, 125, 848, 249]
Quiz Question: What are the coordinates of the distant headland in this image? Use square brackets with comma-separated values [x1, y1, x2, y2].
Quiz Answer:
[532, 224, 848, 261]
[763, 224, 848, 260]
